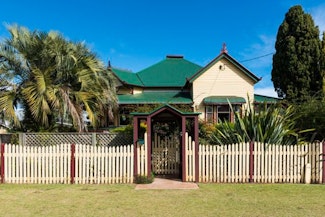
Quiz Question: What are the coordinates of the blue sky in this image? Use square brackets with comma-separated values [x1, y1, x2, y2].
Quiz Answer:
[1, 1, 325, 97]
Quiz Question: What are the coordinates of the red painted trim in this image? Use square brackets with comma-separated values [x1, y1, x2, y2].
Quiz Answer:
[148, 106, 183, 119]
[70, 144, 75, 184]
[249, 141, 254, 183]
[1, 143, 5, 183]
[146, 116, 152, 177]
[181, 116, 186, 182]
[194, 116, 199, 182]
[133, 117, 138, 178]
[323, 141, 325, 184]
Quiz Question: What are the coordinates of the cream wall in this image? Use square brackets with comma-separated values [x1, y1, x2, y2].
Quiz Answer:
[192, 58, 255, 120]
[133, 87, 143, 94]
[117, 87, 144, 95]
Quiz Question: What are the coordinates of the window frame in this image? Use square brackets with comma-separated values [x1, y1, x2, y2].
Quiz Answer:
[205, 104, 242, 123]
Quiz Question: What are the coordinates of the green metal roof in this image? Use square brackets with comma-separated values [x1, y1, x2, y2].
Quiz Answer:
[118, 91, 193, 104]
[254, 94, 279, 103]
[111, 67, 143, 86]
[135, 56, 202, 87]
[203, 96, 246, 105]
[189, 53, 261, 84]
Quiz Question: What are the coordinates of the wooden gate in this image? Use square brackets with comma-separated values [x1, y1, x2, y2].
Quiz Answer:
[151, 133, 181, 177]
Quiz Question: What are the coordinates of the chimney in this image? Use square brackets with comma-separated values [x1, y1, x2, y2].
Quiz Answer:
[166, 55, 184, 59]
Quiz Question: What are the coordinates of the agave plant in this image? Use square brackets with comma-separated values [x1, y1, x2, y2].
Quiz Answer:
[210, 101, 310, 146]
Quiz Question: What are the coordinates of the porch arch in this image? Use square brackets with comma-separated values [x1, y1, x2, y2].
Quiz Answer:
[132, 104, 200, 182]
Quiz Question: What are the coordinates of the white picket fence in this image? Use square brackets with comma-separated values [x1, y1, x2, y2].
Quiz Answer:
[2, 143, 134, 184]
[74, 144, 134, 184]
[185, 133, 196, 182]
[4, 144, 71, 184]
[137, 134, 148, 177]
[184, 137, 324, 183]
[1, 134, 324, 184]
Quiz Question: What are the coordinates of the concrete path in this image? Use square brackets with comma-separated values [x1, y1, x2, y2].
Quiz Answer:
[135, 178, 199, 190]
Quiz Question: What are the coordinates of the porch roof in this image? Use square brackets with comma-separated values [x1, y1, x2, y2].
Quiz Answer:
[254, 94, 279, 103]
[131, 104, 200, 116]
[203, 96, 246, 105]
[118, 91, 193, 104]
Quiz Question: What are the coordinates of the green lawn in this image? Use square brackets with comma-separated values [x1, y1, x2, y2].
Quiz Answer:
[0, 183, 324, 217]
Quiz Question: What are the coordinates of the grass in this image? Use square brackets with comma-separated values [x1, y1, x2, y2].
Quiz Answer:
[0, 183, 324, 217]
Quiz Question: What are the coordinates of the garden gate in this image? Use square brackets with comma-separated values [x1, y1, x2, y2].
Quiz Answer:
[151, 133, 181, 178]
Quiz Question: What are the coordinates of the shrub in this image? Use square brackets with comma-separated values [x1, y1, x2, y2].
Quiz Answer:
[134, 173, 154, 184]
[293, 97, 325, 141]
[111, 125, 133, 135]
[199, 121, 215, 144]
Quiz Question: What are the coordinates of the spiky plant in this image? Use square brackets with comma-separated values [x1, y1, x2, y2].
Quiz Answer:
[210, 101, 309, 146]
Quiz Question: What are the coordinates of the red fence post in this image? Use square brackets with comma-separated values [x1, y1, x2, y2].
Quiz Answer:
[249, 141, 254, 183]
[323, 141, 325, 184]
[1, 143, 4, 184]
[70, 143, 75, 184]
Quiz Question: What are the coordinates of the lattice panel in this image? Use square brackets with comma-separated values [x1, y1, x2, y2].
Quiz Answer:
[23, 133, 132, 146]
[24, 133, 92, 146]
[96, 133, 132, 146]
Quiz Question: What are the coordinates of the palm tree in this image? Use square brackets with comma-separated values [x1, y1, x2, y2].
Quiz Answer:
[0, 25, 117, 132]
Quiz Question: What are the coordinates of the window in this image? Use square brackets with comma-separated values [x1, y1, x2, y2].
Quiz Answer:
[205, 105, 241, 123]
[205, 106, 214, 123]
[217, 105, 230, 122]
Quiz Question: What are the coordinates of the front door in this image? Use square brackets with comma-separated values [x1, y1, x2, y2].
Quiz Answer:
[151, 133, 181, 178]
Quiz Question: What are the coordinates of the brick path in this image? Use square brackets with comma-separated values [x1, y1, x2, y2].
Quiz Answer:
[135, 178, 199, 190]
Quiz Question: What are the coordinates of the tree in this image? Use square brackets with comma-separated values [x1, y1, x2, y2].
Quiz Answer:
[321, 32, 325, 94]
[271, 5, 323, 101]
[0, 25, 117, 132]
[294, 96, 325, 141]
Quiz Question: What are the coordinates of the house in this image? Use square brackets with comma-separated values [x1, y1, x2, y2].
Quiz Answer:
[110, 45, 279, 181]
[111, 45, 276, 127]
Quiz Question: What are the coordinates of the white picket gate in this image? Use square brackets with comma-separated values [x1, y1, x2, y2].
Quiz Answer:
[151, 133, 180, 177]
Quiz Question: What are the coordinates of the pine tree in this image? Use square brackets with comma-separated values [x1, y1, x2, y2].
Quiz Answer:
[271, 5, 322, 102]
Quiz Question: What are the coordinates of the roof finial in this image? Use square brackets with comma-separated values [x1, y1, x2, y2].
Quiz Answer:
[221, 43, 228, 54]
[107, 59, 111, 69]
